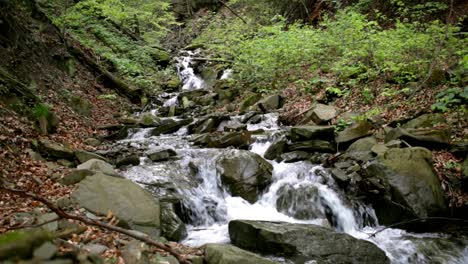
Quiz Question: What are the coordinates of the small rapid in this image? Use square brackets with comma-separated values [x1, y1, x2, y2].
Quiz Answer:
[117, 51, 468, 264]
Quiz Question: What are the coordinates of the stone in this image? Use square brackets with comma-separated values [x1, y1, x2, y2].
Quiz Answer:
[139, 113, 161, 127]
[385, 127, 451, 149]
[116, 154, 140, 167]
[223, 124, 247, 132]
[83, 138, 101, 147]
[37, 213, 59, 232]
[77, 159, 120, 177]
[192, 131, 252, 149]
[257, 94, 283, 112]
[240, 111, 258, 123]
[217, 150, 273, 203]
[371, 144, 388, 156]
[288, 140, 335, 153]
[75, 150, 109, 163]
[240, 94, 262, 111]
[0, 229, 53, 260]
[152, 254, 179, 264]
[281, 151, 309, 163]
[151, 118, 192, 136]
[122, 240, 149, 264]
[331, 168, 350, 185]
[365, 147, 447, 225]
[26, 148, 45, 161]
[83, 243, 108, 255]
[205, 244, 276, 264]
[37, 139, 74, 160]
[302, 104, 337, 124]
[402, 113, 445, 129]
[188, 114, 230, 134]
[347, 136, 377, 152]
[71, 173, 161, 237]
[160, 202, 187, 241]
[263, 138, 288, 161]
[147, 149, 177, 162]
[57, 159, 75, 168]
[276, 184, 325, 220]
[290, 126, 335, 142]
[33, 241, 57, 260]
[335, 120, 373, 147]
[229, 220, 389, 264]
[59, 169, 94, 186]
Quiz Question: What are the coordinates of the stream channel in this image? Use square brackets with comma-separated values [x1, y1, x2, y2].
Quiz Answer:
[113, 50, 468, 264]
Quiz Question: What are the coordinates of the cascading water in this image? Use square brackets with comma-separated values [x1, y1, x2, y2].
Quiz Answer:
[176, 50, 206, 91]
[118, 51, 468, 264]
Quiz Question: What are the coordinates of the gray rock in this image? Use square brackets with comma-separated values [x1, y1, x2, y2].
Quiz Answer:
[402, 113, 445, 129]
[116, 154, 140, 167]
[192, 131, 252, 149]
[147, 149, 177, 162]
[371, 144, 388, 156]
[240, 95, 262, 111]
[59, 169, 94, 185]
[151, 118, 192, 136]
[188, 114, 230, 134]
[33, 242, 57, 260]
[263, 138, 288, 161]
[83, 243, 108, 255]
[276, 184, 325, 220]
[385, 127, 450, 149]
[37, 213, 59, 232]
[331, 168, 350, 185]
[37, 139, 74, 160]
[160, 203, 187, 241]
[84, 138, 101, 147]
[288, 140, 335, 153]
[72, 173, 161, 236]
[217, 150, 273, 203]
[347, 137, 377, 152]
[257, 94, 283, 112]
[365, 147, 447, 225]
[335, 121, 373, 147]
[229, 220, 389, 264]
[122, 240, 149, 264]
[290, 126, 335, 142]
[205, 244, 276, 264]
[152, 254, 179, 264]
[75, 150, 108, 164]
[77, 159, 120, 177]
[302, 104, 337, 124]
[0, 229, 53, 260]
[281, 151, 309, 163]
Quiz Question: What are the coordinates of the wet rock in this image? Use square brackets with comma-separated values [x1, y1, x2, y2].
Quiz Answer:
[281, 151, 309, 163]
[247, 115, 262, 124]
[229, 220, 389, 264]
[122, 240, 149, 264]
[347, 136, 377, 152]
[72, 173, 161, 237]
[151, 118, 192, 136]
[217, 150, 273, 203]
[205, 244, 276, 264]
[257, 94, 283, 112]
[263, 138, 288, 161]
[160, 202, 187, 241]
[139, 113, 161, 127]
[290, 125, 335, 142]
[188, 114, 230, 134]
[330, 168, 350, 185]
[36, 139, 74, 160]
[288, 140, 335, 153]
[365, 147, 447, 225]
[116, 154, 140, 167]
[335, 120, 373, 148]
[301, 104, 337, 124]
[223, 124, 247, 132]
[385, 127, 450, 149]
[75, 150, 108, 164]
[276, 184, 325, 220]
[240, 111, 258, 123]
[77, 159, 120, 177]
[192, 131, 252, 149]
[401, 113, 445, 129]
[147, 149, 177, 162]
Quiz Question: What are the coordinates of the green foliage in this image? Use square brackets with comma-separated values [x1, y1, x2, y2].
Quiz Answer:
[32, 103, 51, 119]
[431, 87, 468, 112]
[335, 119, 353, 132]
[98, 93, 118, 100]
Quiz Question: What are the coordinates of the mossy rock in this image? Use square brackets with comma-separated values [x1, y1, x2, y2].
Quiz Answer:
[0, 229, 54, 260]
[70, 96, 92, 116]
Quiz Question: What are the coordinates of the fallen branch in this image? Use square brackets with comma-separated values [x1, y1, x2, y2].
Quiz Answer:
[191, 57, 234, 63]
[0, 185, 191, 264]
[368, 217, 468, 238]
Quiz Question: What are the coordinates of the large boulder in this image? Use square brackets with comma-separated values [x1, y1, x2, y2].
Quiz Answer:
[401, 113, 445, 129]
[290, 125, 335, 142]
[347, 137, 377, 152]
[77, 159, 120, 177]
[385, 127, 450, 149]
[257, 94, 284, 112]
[205, 244, 276, 264]
[263, 138, 288, 161]
[229, 220, 389, 264]
[71, 173, 161, 237]
[217, 150, 273, 203]
[365, 147, 447, 225]
[74, 150, 108, 164]
[160, 202, 187, 242]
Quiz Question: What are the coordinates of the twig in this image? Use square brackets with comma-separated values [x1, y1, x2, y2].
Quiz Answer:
[368, 217, 468, 238]
[216, 0, 247, 24]
[0, 185, 191, 264]
[7, 216, 61, 231]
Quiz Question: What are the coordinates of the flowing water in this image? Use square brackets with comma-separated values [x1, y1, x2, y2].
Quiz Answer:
[118, 52, 468, 263]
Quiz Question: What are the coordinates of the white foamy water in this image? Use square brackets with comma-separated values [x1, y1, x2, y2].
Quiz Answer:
[176, 50, 206, 90]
